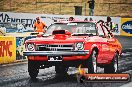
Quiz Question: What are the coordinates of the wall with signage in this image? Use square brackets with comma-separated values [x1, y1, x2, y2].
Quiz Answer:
[121, 18, 132, 36]
[0, 36, 16, 64]
[0, 12, 121, 35]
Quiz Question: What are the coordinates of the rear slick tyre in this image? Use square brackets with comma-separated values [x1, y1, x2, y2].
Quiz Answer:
[104, 53, 118, 73]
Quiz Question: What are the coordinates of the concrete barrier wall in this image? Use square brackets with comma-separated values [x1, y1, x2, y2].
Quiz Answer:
[0, 32, 37, 64]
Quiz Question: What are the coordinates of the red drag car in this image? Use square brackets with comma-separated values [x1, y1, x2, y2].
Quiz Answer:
[23, 20, 122, 79]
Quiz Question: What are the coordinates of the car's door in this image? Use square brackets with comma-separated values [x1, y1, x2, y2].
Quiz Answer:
[107, 34, 117, 60]
[101, 37, 111, 60]
[97, 25, 111, 60]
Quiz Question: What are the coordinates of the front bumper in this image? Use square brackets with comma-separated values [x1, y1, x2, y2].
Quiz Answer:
[23, 50, 89, 56]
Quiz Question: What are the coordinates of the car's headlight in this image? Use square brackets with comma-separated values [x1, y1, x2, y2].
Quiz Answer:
[27, 44, 35, 51]
[75, 42, 84, 50]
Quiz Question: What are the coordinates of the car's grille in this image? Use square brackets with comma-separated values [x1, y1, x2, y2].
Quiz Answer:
[37, 44, 74, 51]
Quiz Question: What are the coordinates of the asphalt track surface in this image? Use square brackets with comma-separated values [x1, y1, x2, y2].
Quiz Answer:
[0, 36, 132, 87]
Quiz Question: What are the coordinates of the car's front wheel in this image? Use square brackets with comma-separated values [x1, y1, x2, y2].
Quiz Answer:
[28, 61, 39, 79]
[55, 66, 68, 75]
[104, 53, 119, 73]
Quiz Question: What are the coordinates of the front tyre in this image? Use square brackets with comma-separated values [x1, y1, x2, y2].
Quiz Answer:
[104, 53, 118, 73]
[55, 66, 68, 75]
[28, 60, 39, 79]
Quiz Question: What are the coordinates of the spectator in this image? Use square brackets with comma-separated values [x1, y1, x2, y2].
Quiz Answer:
[84, 18, 88, 21]
[69, 17, 75, 21]
[88, 0, 95, 16]
[89, 17, 93, 21]
[34, 17, 47, 33]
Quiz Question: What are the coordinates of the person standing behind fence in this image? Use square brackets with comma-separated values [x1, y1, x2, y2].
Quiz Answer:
[87, 0, 95, 16]
[34, 17, 47, 33]
[69, 17, 75, 21]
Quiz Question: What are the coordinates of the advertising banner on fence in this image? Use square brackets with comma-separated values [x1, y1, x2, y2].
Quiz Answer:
[0, 12, 121, 35]
[0, 36, 16, 64]
[16, 37, 26, 60]
[121, 18, 132, 36]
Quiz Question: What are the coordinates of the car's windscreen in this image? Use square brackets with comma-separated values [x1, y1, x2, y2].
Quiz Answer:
[45, 22, 97, 35]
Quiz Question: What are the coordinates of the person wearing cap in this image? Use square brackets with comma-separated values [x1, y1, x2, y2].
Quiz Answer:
[34, 17, 47, 33]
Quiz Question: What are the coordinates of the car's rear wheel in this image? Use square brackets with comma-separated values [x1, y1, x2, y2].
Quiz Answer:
[28, 61, 39, 79]
[104, 53, 118, 73]
[55, 66, 68, 75]
[87, 50, 98, 73]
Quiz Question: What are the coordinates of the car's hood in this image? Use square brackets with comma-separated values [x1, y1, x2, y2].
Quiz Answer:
[26, 35, 87, 44]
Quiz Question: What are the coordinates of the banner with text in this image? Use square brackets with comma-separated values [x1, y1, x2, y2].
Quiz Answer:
[0, 12, 121, 35]
[121, 18, 132, 36]
[0, 36, 16, 64]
